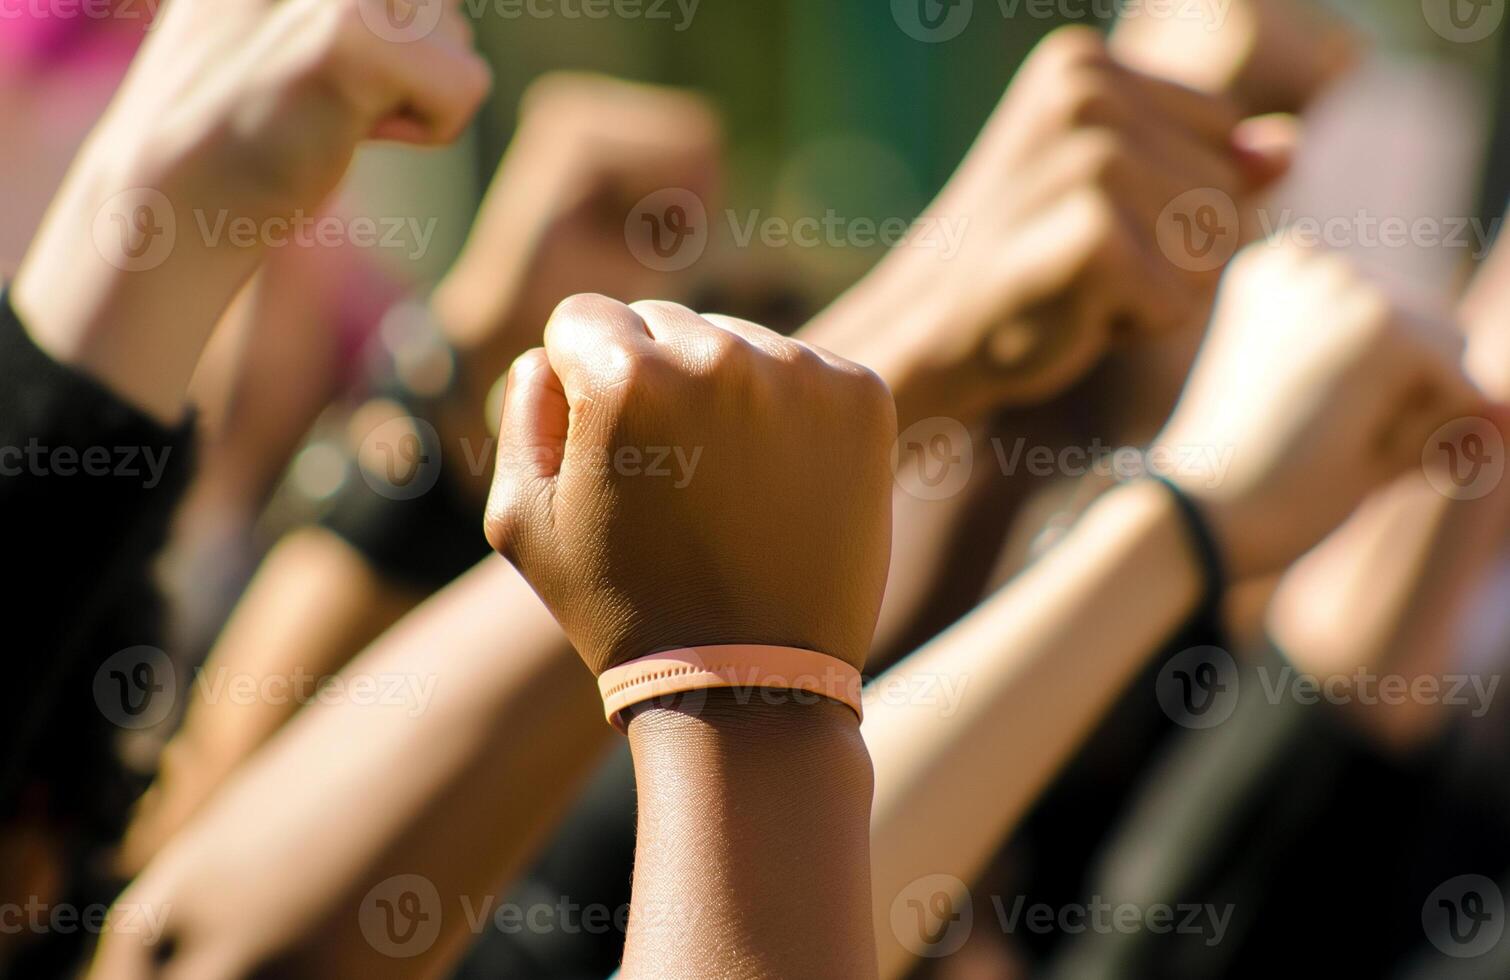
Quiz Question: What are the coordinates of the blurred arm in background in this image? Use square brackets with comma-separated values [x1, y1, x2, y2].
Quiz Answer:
[863, 243, 1491, 979]
[91, 556, 609, 980]
[1265, 218, 1510, 751]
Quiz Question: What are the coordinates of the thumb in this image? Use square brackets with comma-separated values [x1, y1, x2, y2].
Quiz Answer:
[483, 348, 569, 559]
[1231, 113, 1299, 190]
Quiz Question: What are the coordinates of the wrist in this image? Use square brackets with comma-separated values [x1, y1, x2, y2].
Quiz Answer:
[13, 150, 259, 423]
[623, 691, 878, 979]
[1084, 479, 1207, 618]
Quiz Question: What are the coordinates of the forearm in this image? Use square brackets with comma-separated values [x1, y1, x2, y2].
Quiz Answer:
[622, 695, 877, 980]
[122, 529, 423, 871]
[12, 142, 264, 425]
[97, 558, 610, 979]
[1269, 469, 1510, 748]
[864, 479, 1201, 980]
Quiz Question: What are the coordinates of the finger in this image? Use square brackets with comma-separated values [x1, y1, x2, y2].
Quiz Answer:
[700, 313, 814, 363]
[628, 299, 753, 371]
[362, 30, 492, 145]
[542, 293, 655, 403]
[1230, 113, 1299, 190]
[484, 348, 569, 557]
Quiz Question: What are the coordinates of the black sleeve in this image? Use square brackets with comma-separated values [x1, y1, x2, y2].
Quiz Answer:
[0, 287, 195, 808]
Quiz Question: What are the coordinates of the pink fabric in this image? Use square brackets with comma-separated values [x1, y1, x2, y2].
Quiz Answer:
[0, 6, 143, 77]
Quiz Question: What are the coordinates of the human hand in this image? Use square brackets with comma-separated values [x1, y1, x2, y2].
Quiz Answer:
[483, 295, 896, 675]
[13, 0, 490, 422]
[804, 26, 1294, 427]
[433, 72, 721, 401]
[1156, 242, 1487, 578]
[1112, 0, 1359, 115]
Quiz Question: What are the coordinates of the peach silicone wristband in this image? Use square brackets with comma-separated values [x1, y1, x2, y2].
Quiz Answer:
[597, 645, 864, 732]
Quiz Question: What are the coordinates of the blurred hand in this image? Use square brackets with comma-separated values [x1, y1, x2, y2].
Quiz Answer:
[1111, 0, 1359, 115]
[94, 0, 487, 223]
[1157, 243, 1486, 578]
[434, 73, 722, 366]
[13, 0, 490, 421]
[483, 295, 896, 675]
[807, 25, 1293, 426]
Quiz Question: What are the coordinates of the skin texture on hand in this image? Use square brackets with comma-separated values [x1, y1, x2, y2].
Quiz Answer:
[1156, 242, 1487, 578]
[484, 294, 897, 675]
[12, 0, 490, 422]
[802, 26, 1294, 429]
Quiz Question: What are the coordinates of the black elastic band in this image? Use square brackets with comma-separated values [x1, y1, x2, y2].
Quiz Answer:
[1148, 474, 1228, 638]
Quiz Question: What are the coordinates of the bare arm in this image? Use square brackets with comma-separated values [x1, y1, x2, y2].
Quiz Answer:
[624, 697, 877, 979]
[120, 528, 423, 871]
[94, 556, 611, 979]
[867, 480, 1198, 976]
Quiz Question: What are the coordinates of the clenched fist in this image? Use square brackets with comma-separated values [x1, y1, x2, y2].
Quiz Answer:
[14, 0, 491, 422]
[1157, 242, 1487, 577]
[806, 26, 1293, 426]
[484, 295, 896, 675]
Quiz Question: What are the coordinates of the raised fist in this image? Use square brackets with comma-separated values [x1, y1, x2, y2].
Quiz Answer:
[808, 25, 1293, 425]
[484, 295, 896, 675]
[1157, 242, 1487, 577]
[103, 0, 490, 219]
[433, 73, 722, 397]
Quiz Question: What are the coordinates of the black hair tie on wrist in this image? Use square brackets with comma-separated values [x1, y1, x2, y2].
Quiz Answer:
[1148, 474, 1228, 642]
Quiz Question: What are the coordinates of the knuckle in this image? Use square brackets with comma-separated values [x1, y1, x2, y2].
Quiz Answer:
[546, 292, 634, 344]
[695, 330, 750, 374]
